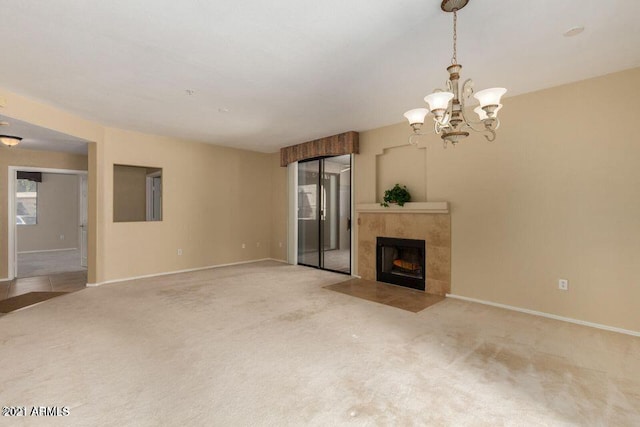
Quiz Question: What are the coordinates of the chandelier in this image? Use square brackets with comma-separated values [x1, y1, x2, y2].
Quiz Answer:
[404, 0, 506, 147]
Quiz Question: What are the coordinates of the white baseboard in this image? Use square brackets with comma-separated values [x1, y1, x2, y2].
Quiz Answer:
[18, 248, 78, 254]
[0, 276, 10, 282]
[86, 258, 279, 287]
[446, 293, 640, 338]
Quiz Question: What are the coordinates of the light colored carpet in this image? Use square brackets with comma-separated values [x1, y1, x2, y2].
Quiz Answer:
[18, 249, 86, 278]
[0, 261, 638, 425]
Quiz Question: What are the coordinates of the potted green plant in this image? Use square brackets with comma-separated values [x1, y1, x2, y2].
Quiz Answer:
[381, 184, 411, 207]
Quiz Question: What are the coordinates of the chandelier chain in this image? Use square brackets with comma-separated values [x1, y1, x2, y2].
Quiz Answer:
[451, 10, 458, 64]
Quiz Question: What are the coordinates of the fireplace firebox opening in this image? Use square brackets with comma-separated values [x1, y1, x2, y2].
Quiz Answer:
[376, 237, 426, 291]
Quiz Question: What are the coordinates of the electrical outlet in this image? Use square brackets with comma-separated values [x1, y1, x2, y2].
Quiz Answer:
[279, 242, 283, 248]
[558, 279, 568, 291]
[241, 243, 246, 249]
[177, 248, 183, 256]
[256, 242, 260, 248]
[59, 234, 65, 240]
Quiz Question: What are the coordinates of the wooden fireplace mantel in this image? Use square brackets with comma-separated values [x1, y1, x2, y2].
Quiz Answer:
[356, 202, 449, 214]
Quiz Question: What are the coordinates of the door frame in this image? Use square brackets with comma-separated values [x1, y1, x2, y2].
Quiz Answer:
[7, 166, 88, 280]
[289, 154, 354, 275]
[79, 174, 88, 268]
[145, 171, 162, 221]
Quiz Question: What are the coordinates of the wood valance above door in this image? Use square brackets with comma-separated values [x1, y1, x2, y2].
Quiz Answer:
[280, 131, 359, 167]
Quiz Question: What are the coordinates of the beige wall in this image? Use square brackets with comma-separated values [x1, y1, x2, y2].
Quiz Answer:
[355, 67, 640, 332]
[0, 87, 282, 284]
[100, 127, 274, 282]
[3, 68, 639, 332]
[0, 148, 88, 279]
[113, 165, 147, 222]
[17, 173, 80, 252]
[0, 88, 102, 283]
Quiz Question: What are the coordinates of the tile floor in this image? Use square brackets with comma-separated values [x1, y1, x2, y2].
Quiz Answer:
[0, 271, 87, 301]
[17, 249, 86, 278]
[324, 278, 445, 312]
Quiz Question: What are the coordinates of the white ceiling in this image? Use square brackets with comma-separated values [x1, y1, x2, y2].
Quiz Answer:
[0, 0, 638, 153]
[0, 114, 88, 154]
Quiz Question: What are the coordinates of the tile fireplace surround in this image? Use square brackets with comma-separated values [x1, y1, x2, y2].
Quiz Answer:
[357, 202, 451, 296]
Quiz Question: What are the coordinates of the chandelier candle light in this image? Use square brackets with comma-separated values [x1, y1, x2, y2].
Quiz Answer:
[404, 0, 506, 146]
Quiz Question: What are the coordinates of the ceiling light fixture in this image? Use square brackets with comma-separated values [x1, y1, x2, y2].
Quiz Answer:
[404, 0, 507, 147]
[0, 135, 23, 147]
[563, 26, 584, 37]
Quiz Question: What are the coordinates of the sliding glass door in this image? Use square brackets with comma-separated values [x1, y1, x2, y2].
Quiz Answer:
[297, 155, 351, 274]
[298, 159, 321, 267]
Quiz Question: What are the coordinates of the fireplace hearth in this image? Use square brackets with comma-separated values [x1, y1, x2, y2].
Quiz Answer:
[376, 237, 426, 291]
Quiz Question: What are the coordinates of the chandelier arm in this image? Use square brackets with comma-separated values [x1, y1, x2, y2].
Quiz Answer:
[457, 78, 479, 130]
[459, 107, 486, 132]
[435, 119, 451, 134]
[408, 127, 438, 145]
[442, 81, 454, 127]
[483, 129, 496, 142]
[446, 81, 455, 118]
[441, 112, 451, 127]
[465, 120, 488, 133]
[460, 79, 474, 107]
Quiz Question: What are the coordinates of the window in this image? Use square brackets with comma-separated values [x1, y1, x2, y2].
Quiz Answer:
[16, 179, 38, 225]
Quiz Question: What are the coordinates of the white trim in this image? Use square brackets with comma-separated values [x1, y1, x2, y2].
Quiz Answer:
[10, 166, 88, 175]
[446, 293, 640, 338]
[86, 258, 278, 287]
[18, 248, 78, 254]
[7, 166, 88, 280]
[287, 163, 298, 265]
[8, 168, 16, 279]
[350, 154, 355, 276]
[79, 174, 88, 268]
[0, 277, 10, 282]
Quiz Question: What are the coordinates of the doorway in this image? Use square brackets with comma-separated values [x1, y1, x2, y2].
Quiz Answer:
[297, 155, 351, 274]
[8, 167, 88, 279]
